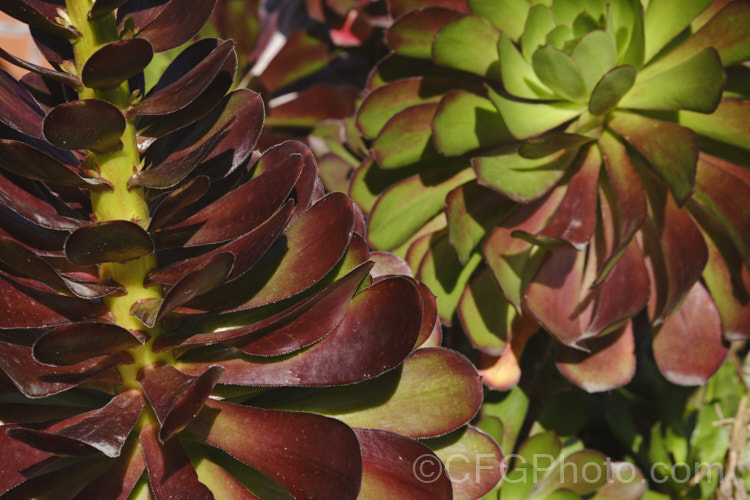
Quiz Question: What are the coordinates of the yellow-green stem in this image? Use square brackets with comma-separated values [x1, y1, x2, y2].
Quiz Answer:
[65, 0, 173, 397]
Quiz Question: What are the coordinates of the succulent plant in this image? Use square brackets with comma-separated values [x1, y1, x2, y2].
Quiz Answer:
[0, 1, 500, 497]
[346, 0, 750, 392]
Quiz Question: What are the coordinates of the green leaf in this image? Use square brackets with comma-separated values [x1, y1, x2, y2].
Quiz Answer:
[619, 47, 724, 113]
[474, 148, 576, 203]
[372, 103, 441, 169]
[588, 65, 636, 115]
[488, 85, 585, 139]
[546, 25, 574, 50]
[679, 99, 750, 151]
[518, 133, 593, 159]
[571, 30, 617, 92]
[432, 14, 502, 79]
[432, 90, 513, 156]
[367, 164, 475, 251]
[468, 0, 529, 40]
[481, 386, 529, 455]
[532, 46, 588, 102]
[522, 4, 557, 60]
[498, 33, 554, 100]
[386, 7, 462, 59]
[643, 0, 712, 63]
[531, 392, 586, 439]
[606, 0, 645, 68]
[552, 0, 586, 26]
[457, 268, 513, 355]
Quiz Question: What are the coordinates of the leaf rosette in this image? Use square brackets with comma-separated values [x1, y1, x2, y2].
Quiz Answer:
[0, 1, 496, 498]
[343, 0, 750, 391]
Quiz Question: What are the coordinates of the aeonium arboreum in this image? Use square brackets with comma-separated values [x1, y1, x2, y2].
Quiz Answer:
[345, 0, 750, 392]
[0, 1, 501, 498]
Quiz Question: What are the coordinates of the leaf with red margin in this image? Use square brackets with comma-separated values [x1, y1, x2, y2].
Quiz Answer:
[270, 347, 482, 438]
[458, 268, 511, 355]
[387, 7, 463, 59]
[372, 102, 443, 169]
[370, 251, 414, 278]
[149, 202, 293, 286]
[0, 425, 54, 492]
[65, 221, 154, 266]
[0, 342, 127, 398]
[257, 31, 329, 92]
[0, 274, 109, 329]
[479, 312, 538, 390]
[190, 399, 362, 500]
[178, 277, 422, 386]
[0, 140, 111, 190]
[557, 322, 636, 393]
[680, 99, 750, 151]
[81, 38, 153, 89]
[135, 0, 218, 53]
[412, 280, 440, 349]
[354, 428, 452, 499]
[608, 112, 697, 206]
[265, 84, 357, 129]
[33, 323, 143, 366]
[426, 426, 505, 499]
[71, 439, 146, 500]
[134, 40, 234, 116]
[0, 67, 45, 138]
[653, 282, 728, 386]
[140, 364, 223, 443]
[140, 422, 213, 500]
[484, 186, 566, 309]
[7, 390, 145, 457]
[153, 154, 301, 248]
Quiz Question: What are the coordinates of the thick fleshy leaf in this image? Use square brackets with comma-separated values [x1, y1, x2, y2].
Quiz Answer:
[134, 39, 234, 116]
[0, 140, 110, 189]
[82, 38, 153, 89]
[606, 0, 644, 67]
[517, 133, 592, 160]
[497, 32, 552, 100]
[357, 77, 456, 139]
[273, 347, 482, 438]
[135, 0, 218, 52]
[588, 65, 637, 116]
[427, 426, 505, 500]
[432, 90, 512, 156]
[65, 221, 153, 266]
[0, 1, 80, 40]
[72, 439, 146, 500]
[153, 154, 301, 248]
[368, 164, 474, 251]
[478, 313, 538, 390]
[520, 4, 556, 60]
[0, 68, 45, 138]
[532, 46, 588, 102]
[0, 426, 54, 492]
[355, 428, 452, 499]
[571, 30, 617, 92]
[148, 176, 210, 231]
[0, 454, 108, 499]
[43, 100, 125, 153]
[432, 14, 501, 79]
[191, 399, 362, 500]
[446, 181, 515, 264]
[179, 277, 422, 386]
[652, 282, 728, 386]
[643, 0, 713, 62]
[7, 390, 145, 458]
[33, 323, 143, 366]
[265, 84, 356, 129]
[140, 364, 223, 442]
[556, 322, 636, 392]
[469, 0, 527, 39]
[679, 99, 750, 151]
[608, 113, 697, 207]
[185, 443, 262, 500]
[591, 462, 646, 500]
[140, 423, 213, 500]
[387, 0, 468, 19]
[257, 31, 330, 92]
[458, 268, 512, 355]
[386, 7, 463, 59]
[89, 0, 129, 20]
[474, 147, 575, 203]
[371, 102, 441, 169]
[488, 86, 584, 140]
[0, 45, 82, 90]
[620, 48, 724, 113]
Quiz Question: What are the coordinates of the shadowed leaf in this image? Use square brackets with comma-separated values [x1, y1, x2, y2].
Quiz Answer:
[386, 7, 463, 59]
[135, 0, 219, 52]
[65, 221, 154, 266]
[33, 323, 143, 366]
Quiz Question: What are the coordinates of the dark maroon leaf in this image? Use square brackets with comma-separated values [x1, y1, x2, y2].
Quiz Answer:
[388, 0, 468, 19]
[82, 39, 154, 89]
[72, 439, 145, 500]
[355, 428, 452, 499]
[140, 422, 213, 500]
[33, 323, 143, 366]
[257, 30, 330, 92]
[148, 201, 293, 287]
[88, 0, 129, 20]
[153, 154, 301, 248]
[652, 282, 728, 385]
[148, 176, 210, 231]
[0, 46, 82, 89]
[0, 175, 87, 233]
[29, 26, 74, 68]
[0, 425, 55, 492]
[43, 100, 125, 153]
[191, 399, 362, 500]
[130, 119, 233, 189]
[0, 0, 80, 40]
[265, 84, 357, 129]
[0, 140, 110, 189]
[7, 390, 144, 457]
[135, 0, 219, 52]
[0, 67, 45, 138]
[557, 322, 636, 393]
[180, 276, 422, 386]
[19, 71, 72, 112]
[65, 220, 154, 266]
[134, 39, 234, 116]
[140, 364, 223, 442]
